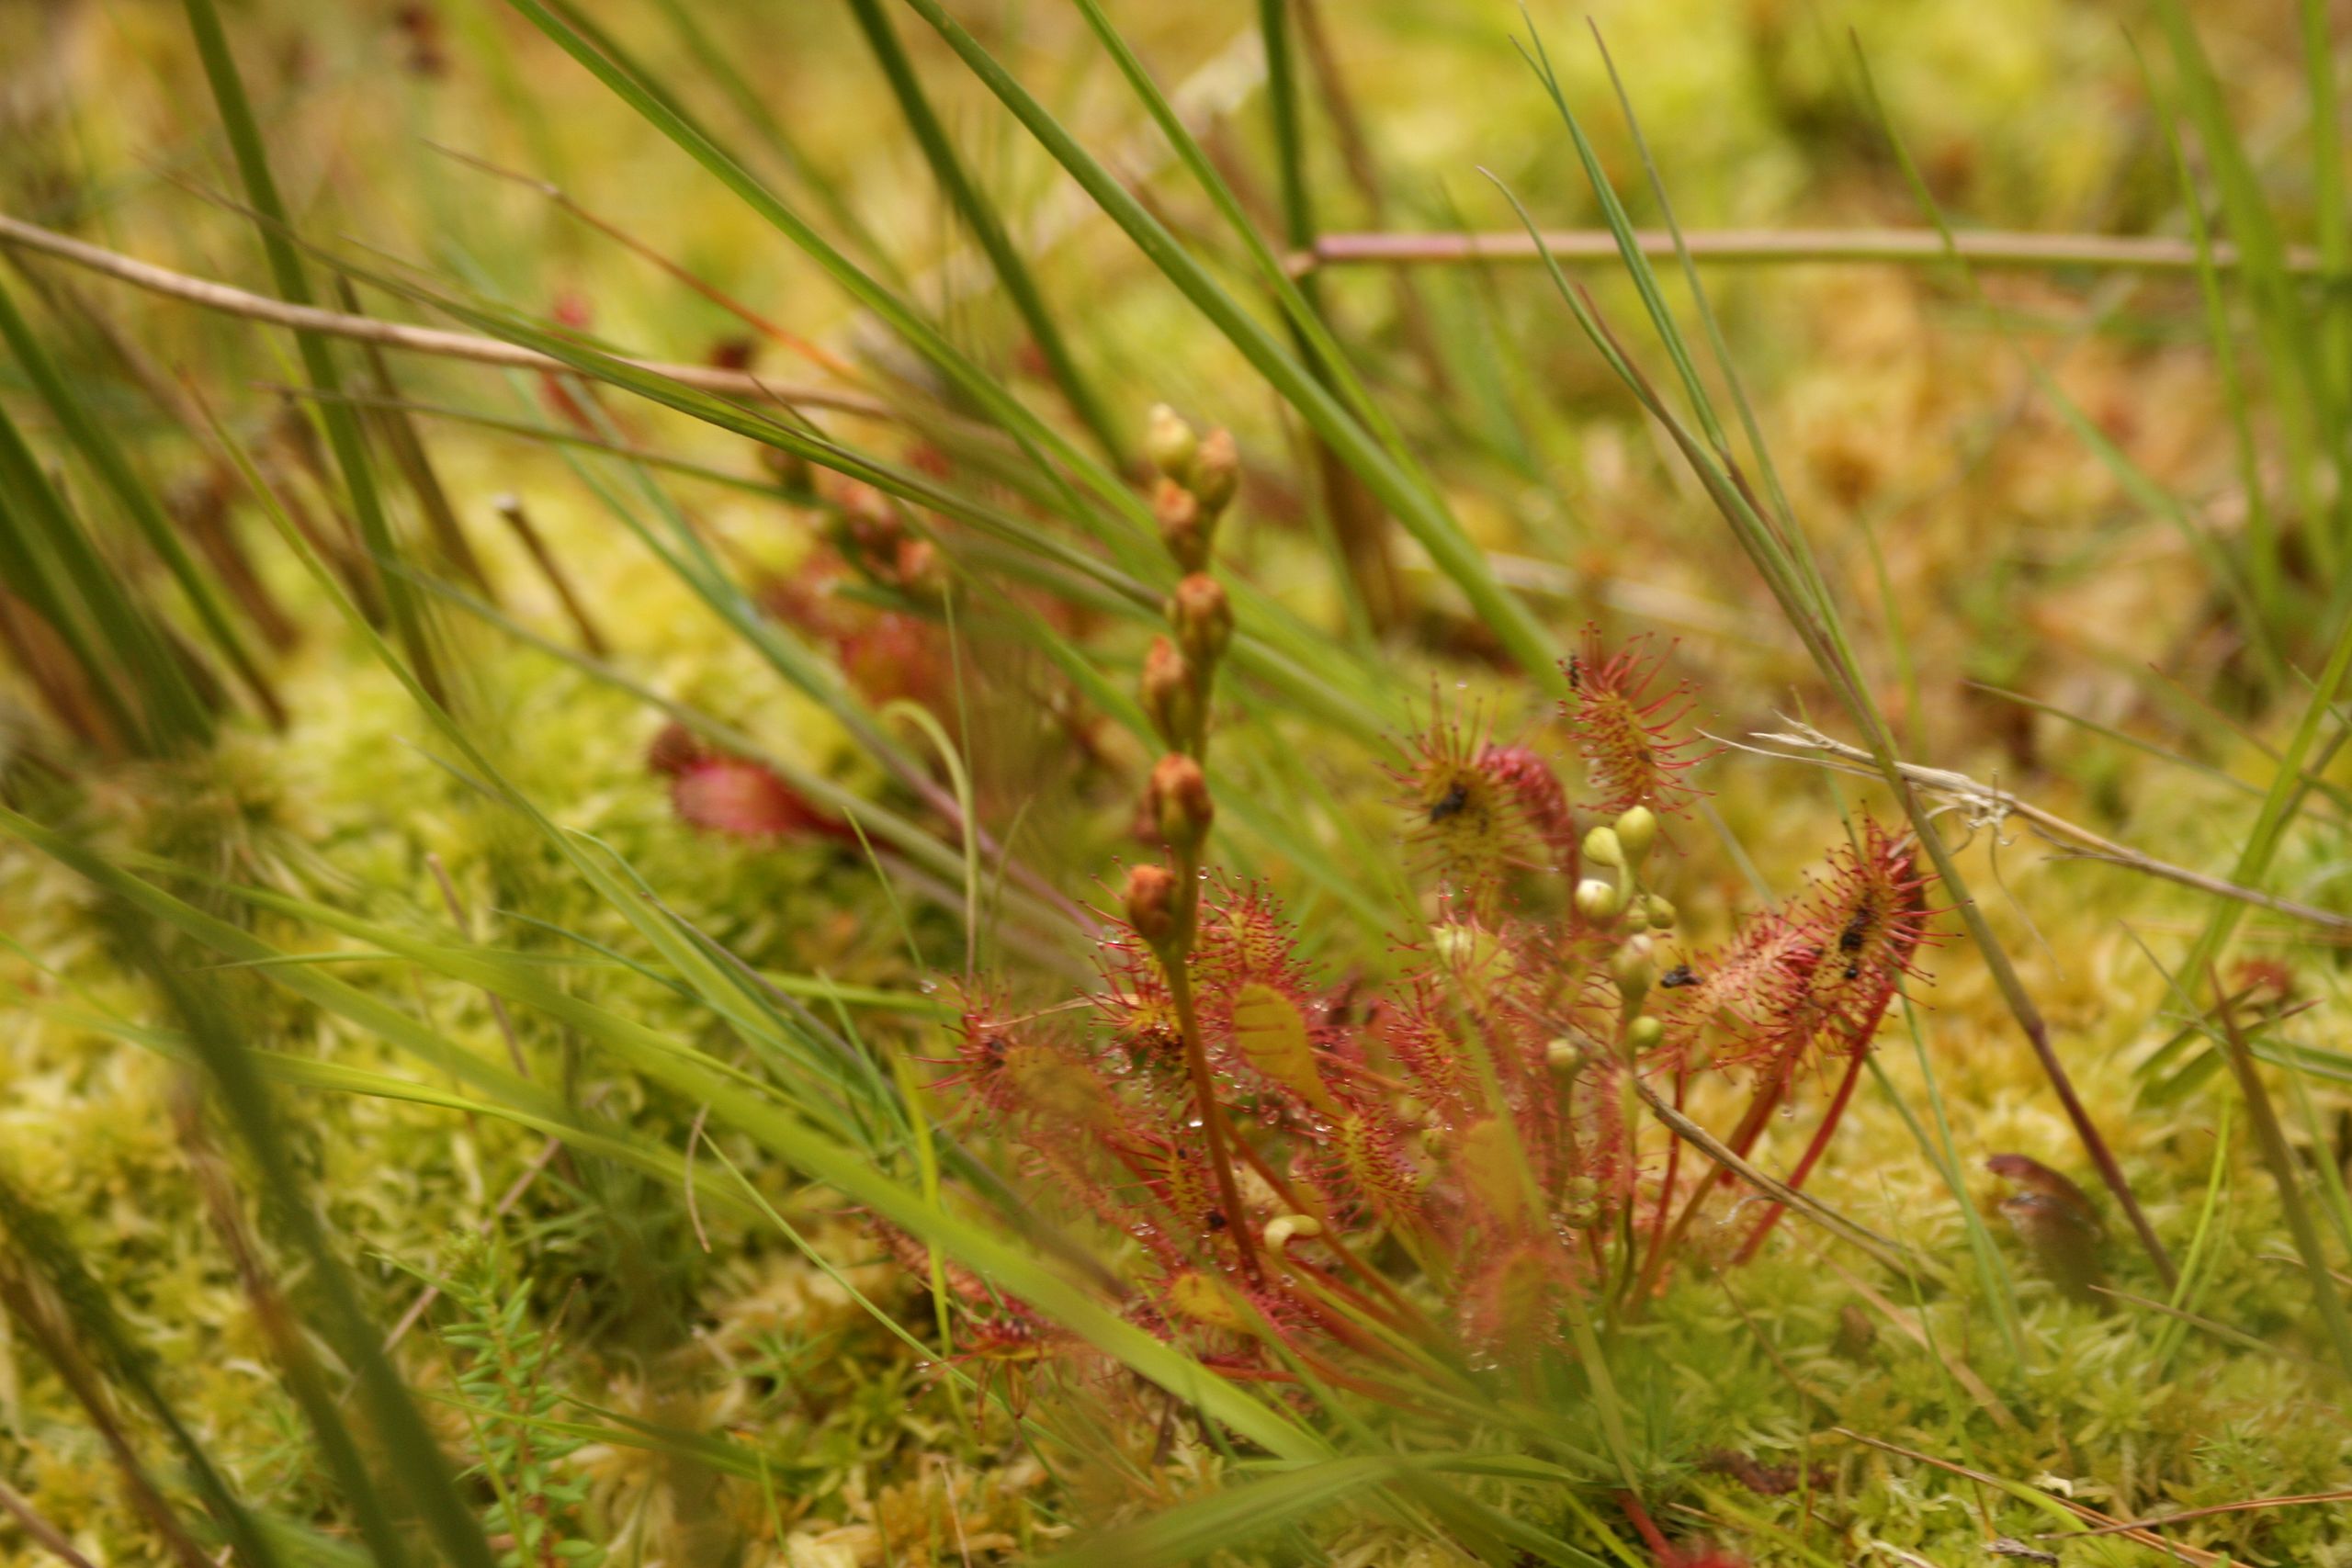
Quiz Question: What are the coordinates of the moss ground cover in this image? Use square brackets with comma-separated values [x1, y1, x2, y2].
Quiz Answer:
[3, 1, 2351, 1562]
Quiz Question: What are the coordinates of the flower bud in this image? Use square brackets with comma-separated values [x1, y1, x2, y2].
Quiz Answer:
[1170, 573, 1233, 670]
[1153, 477, 1211, 573]
[1613, 933, 1657, 1007]
[1626, 1016, 1664, 1051]
[1544, 1036, 1581, 1073]
[1140, 637, 1200, 750]
[1582, 825, 1623, 868]
[1642, 895, 1678, 931]
[1190, 426, 1239, 514]
[1146, 403, 1200, 480]
[1614, 805, 1657, 865]
[1575, 878, 1622, 924]
[1148, 752, 1215, 854]
[1123, 862, 1180, 947]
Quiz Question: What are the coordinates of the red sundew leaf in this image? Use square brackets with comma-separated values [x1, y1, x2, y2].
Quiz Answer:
[670, 758, 851, 842]
[645, 719, 708, 777]
[1390, 700, 1568, 898]
[1561, 626, 1714, 817]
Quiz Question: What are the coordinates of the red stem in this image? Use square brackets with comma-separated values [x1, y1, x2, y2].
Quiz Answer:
[1633, 1063, 1787, 1303]
[1734, 1043, 1870, 1264]
[1616, 1489, 1675, 1560]
[1635, 1061, 1690, 1290]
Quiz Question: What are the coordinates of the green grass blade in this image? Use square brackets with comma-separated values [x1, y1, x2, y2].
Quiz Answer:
[2132, 32, 2281, 631]
[645, 0, 906, 286]
[901, 0, 1566, 694]
[2153, 0, 2344, 567]
[124, 931, 500, 1568]
[0, 1172, 288, 1567]
[181, 0, 446, 704]
[0, 397, 210, 750]
[1504, 23, 2177, 1283]
[0, 275, 278, 724]
[1039, 1456, 1432, 1568]
[840, 0, 1120, 460]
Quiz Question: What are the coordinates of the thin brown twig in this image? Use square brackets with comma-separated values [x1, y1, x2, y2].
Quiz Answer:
[1294, 226, 2324, 276]
[489, 492, 611, 657]
[0, 212, 888, 417]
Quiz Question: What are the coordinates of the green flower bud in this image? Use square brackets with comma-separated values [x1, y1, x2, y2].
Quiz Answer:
[1614, 805, 1657, 865]
[1613, 933, 1657, 1007]
[1642, 895, 1678, 930]
[1575, 878, 1622, 924]
[1626, 1016, 1664, 1051]
[1583, 825, 1623, 868]
[1262, 1213, 1323, 1250]
[1145, 403, 1199, 479]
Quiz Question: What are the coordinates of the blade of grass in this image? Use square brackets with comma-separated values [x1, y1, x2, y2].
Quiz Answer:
[0, 275, 279, 725]
[2153, 1096, 2233, 1374]
[124, 923, 499, 1568]
[840, 0, 1121, 461]
[2132, 32, 2280, 629]
[0, 1171, 286, 1568]
[645, 0, 907, 287]
[2213, 972, 2352, 1381]
[0, 398, 217, 750]
[181, 0, 447, 703]
[1039, 1455, 1583, 1568]
[902, 0, 1568, 693]
[1505, 22, 2175, 1283]
[2153, 0, 2343, 570]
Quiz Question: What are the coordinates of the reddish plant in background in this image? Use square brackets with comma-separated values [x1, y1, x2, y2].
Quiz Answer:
[647, 722, 854, 845]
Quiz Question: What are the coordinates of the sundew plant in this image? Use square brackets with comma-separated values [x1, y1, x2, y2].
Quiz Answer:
[3, 1, 2352, 1565]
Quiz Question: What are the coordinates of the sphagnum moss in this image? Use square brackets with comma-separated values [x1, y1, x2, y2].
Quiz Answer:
[5, 1, 2352, 1564]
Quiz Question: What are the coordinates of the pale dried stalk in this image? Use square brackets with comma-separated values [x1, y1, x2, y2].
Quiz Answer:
[1630, 1077, 1942, 1289]
[1731, 719, 2352, 935]
[1295, 226, 2322, 276]
[0, 212, 887, 418]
